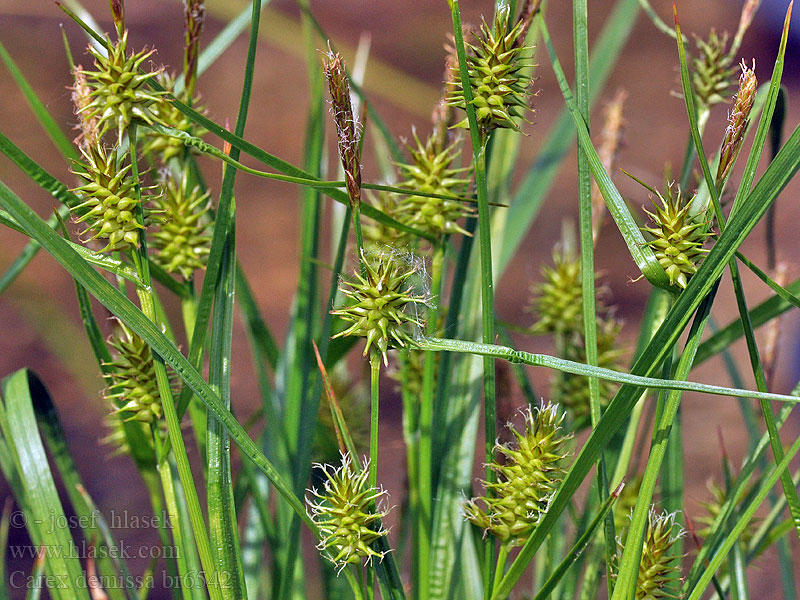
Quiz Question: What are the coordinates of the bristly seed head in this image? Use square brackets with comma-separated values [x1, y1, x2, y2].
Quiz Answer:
[307, 453, 390, 572]
[641, 186, 711, 290]
[716, 61, 757, 184]
[78, 30, 167, 147]
[69, 143, 162, 252]
[447, 4, 536, 135]
[395, 130, 474, 239]
[463, 403, 571, 546]
[527, 248, 584, 336]
[612, 508, 685, 599]
[331, 249, 429, 366]
[323, 44, 362, 208]
[150, 170, 213, 280]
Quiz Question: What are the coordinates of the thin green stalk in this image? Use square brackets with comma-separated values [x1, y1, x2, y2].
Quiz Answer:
[128, 123, 221, 600]
[417, 241, 445, 595]
[492, 544, 510, 596]
[369, 350, 380, 491]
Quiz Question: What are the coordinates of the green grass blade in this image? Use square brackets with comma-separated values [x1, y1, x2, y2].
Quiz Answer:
[497, 0, 640, 276]
[529, 484, 622, 600]
[736, 252, 800, 309]
[540, 18, 671, 291]
[0, 42, 78, 161]
[0, 369, 91, 600]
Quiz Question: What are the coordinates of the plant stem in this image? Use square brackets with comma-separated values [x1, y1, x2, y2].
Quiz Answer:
[369, 349, 380, 491]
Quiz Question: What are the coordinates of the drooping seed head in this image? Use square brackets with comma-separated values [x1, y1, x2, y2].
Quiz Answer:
[78, 30, 167, 146]
[641, 186, 711, 290]
[447, 4, 536, 135]
[307, 453, 390, 572]
[69, 143, 161, 252]
[463, 403, 571, 545]
[332, 250, 429, 366]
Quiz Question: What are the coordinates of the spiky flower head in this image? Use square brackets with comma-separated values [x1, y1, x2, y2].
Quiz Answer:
[141, 73, 207, 163]
[612, 508, 684, 600]
[528, 249, 583, 336]
[554, 317, 624, 420]
[104, 321, 166, 423]
[150, 171, 213, 280]
[716, 61, 757, 184]
[641, 186, 711, 290]
[78, 30, 167, 146]
[691, 29, 736, 108]
[395, 130, 473, 239]
[307, 454, 390, 572]
[696, 478, 757, 547]
[332, 250, 429, 366]
[463, 404, 571, 545]
[70, 143, 161, 252]
[447, 4, 535, 134]
[364, 191, 408, 249]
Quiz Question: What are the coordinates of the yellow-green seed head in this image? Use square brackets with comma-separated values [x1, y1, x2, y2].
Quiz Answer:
[141, 73, 207, 163]
[150, 171, 213, 280]
[641, 186, 711, 290]
[696, 478, 757, 548]
[331, 250, 429, 366]
[395, 130, 473, 239]
[464, 404, 571, 545]
[78, 30, 167, 146]
[613, 508, 684, 599]
[364, 191, 408, 249]
[691, 29, 736, 108]
[307, 454, 390, 572]
[70, 143, 160, 252]
[553, 317, 624, 420]
[448, 5, 535, 134]
[104, 321, 165, 423]
[528, 249, 583, 335]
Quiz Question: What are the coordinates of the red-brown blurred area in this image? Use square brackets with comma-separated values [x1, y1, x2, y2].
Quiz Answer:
[1, 0, 799, 597]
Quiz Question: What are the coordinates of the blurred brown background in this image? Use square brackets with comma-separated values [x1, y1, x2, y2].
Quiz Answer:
[1, 0, 800, 597]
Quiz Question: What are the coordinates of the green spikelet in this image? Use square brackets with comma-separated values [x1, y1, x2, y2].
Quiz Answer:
[78, 30, 167, 146]
[641, 186, 711, 290]
[70, 143, 160, 252]
[364, 191, 408, 249]
[307, 453, 390, 572]
[104, 321, 166, 423]
[613, 508, 684, 599]
[395, 130, 473, 239]
[553, 317, 624, 420]
[696, 478, 757, 547]
[150, 171, 213, 280]
[448, 5, 534, 134]
[141, 73, 207, 163]
[331, 250, 429, 366]
[528, 249, 583, 335]
[691, 30, 736, 108]
[463, 404, 571, 545]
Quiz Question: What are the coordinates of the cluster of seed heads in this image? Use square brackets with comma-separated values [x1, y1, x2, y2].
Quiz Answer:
[332, 250, 429, 366]
[307, 454, 390, 572]
[463, 404, 570, 545]
[448, 4, 535, 135]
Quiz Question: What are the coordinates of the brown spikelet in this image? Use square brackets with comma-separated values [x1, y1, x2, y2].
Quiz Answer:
[716, 61, 757, 184]
[323, 44, 362, 208]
